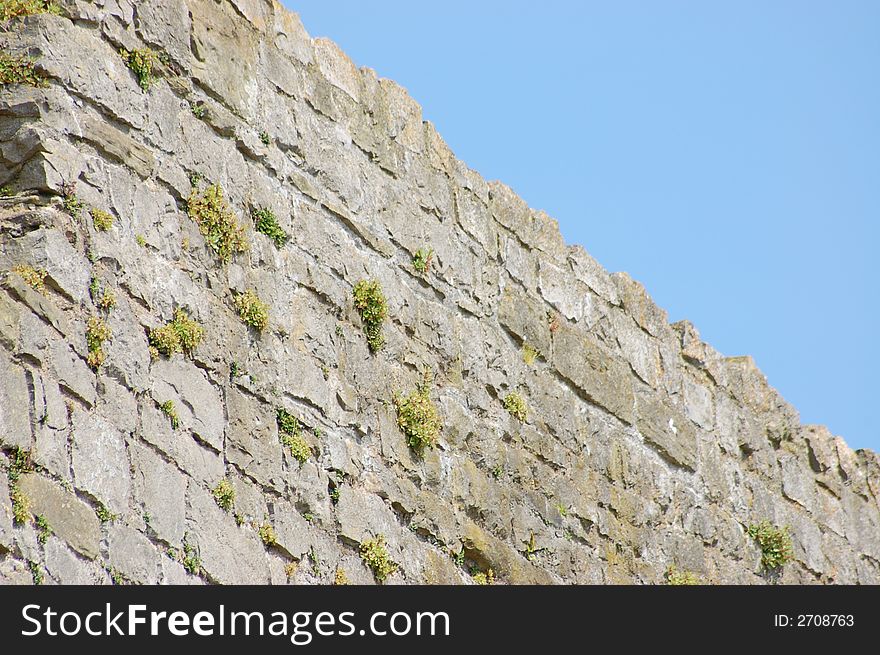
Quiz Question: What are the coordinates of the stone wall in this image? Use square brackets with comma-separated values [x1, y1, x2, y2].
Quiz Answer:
[1, 0, 878, 585]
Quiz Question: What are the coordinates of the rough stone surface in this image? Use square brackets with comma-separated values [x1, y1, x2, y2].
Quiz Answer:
[0, 1, 877, 586]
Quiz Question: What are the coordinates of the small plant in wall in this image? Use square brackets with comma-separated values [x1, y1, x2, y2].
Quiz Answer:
[159, 400, 180, 430]
[393, 369, 442, 452]
[259, 520, 278, 547]
[234, 289, 269, 332]
[747, 520, 793, 571]
[148, 309, 204, 357]
[0, 53, 47, 87]
[12, 264, 47, 294]
[502, 392, 528, 422]
[352, 279, 387, 352]
[276, 408, 311, 464]
[89, 207, 113, 231]
[85, 315, 112, 370]
[522, 343, 540, 365]
[359, 535, 397, 583]
[665, 566, 700, 585]
[119, 47, 159, 92]
[251, 206, 288, 248]
[34, 514, 52, 545]
[186, 181, 248, 263]
[471, 567, 495, 585]
[1, 1, 62, 22]
[212, 479, 235, 512]
[60, 182, 84, 217]
[412, 247, 434, 275]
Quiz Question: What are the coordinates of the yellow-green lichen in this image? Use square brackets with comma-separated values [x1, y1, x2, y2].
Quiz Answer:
[522, 343, 540, 365]
[665, 566, 700, 585]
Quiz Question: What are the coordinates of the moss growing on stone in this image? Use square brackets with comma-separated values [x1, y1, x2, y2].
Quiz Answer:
[86, 315, 112, 370]
[159, 400, 179, 430]
[412, 247, 434, 274]
[1, 0, 61, 22]
[212, 479, 235, 512]
[359, 535, 397, 583]
[61, 182, 84, 216]
[35, 514, 52, 545]
[259, 130, 271, 146]
[394, 371, 441, 451]
[665, 566, 700, 585]
[136, 234, 146, 247]
[276, 408, 311, 463]
[90, 207, 113, 231]
[334, 567, 349, 585]
[748, 520, 793, 571]
[234, 289, 269, 331]
[119, 47, 158, 91]
[0, 53, 47, 87]
[187, 183, 248, 263]
[12, 264, 47, 294]
[502, 392, 528, 422]
[252, 207, 288, 248]
[352, 279, 387, 352]
[148, 309, 203, 357]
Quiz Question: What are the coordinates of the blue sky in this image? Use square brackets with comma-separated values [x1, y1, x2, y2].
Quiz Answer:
[285, 1, 879, 453]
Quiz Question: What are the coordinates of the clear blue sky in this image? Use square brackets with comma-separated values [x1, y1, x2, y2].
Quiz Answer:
[285, 1, 879, 453]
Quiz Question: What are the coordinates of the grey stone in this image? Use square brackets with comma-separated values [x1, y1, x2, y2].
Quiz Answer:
[186, 484, 270, 584]
[44, 538, 109, 584]
[0, 0, 872, 587]
[131, 441, 187, 545]
[0, 353, 32, 449]
[151, 358, 225, 451]
[635, 393, 698, 471]
[17, 473, 101, 559]
[71, 411, 131, 515]
[108, 524, 161, 584]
